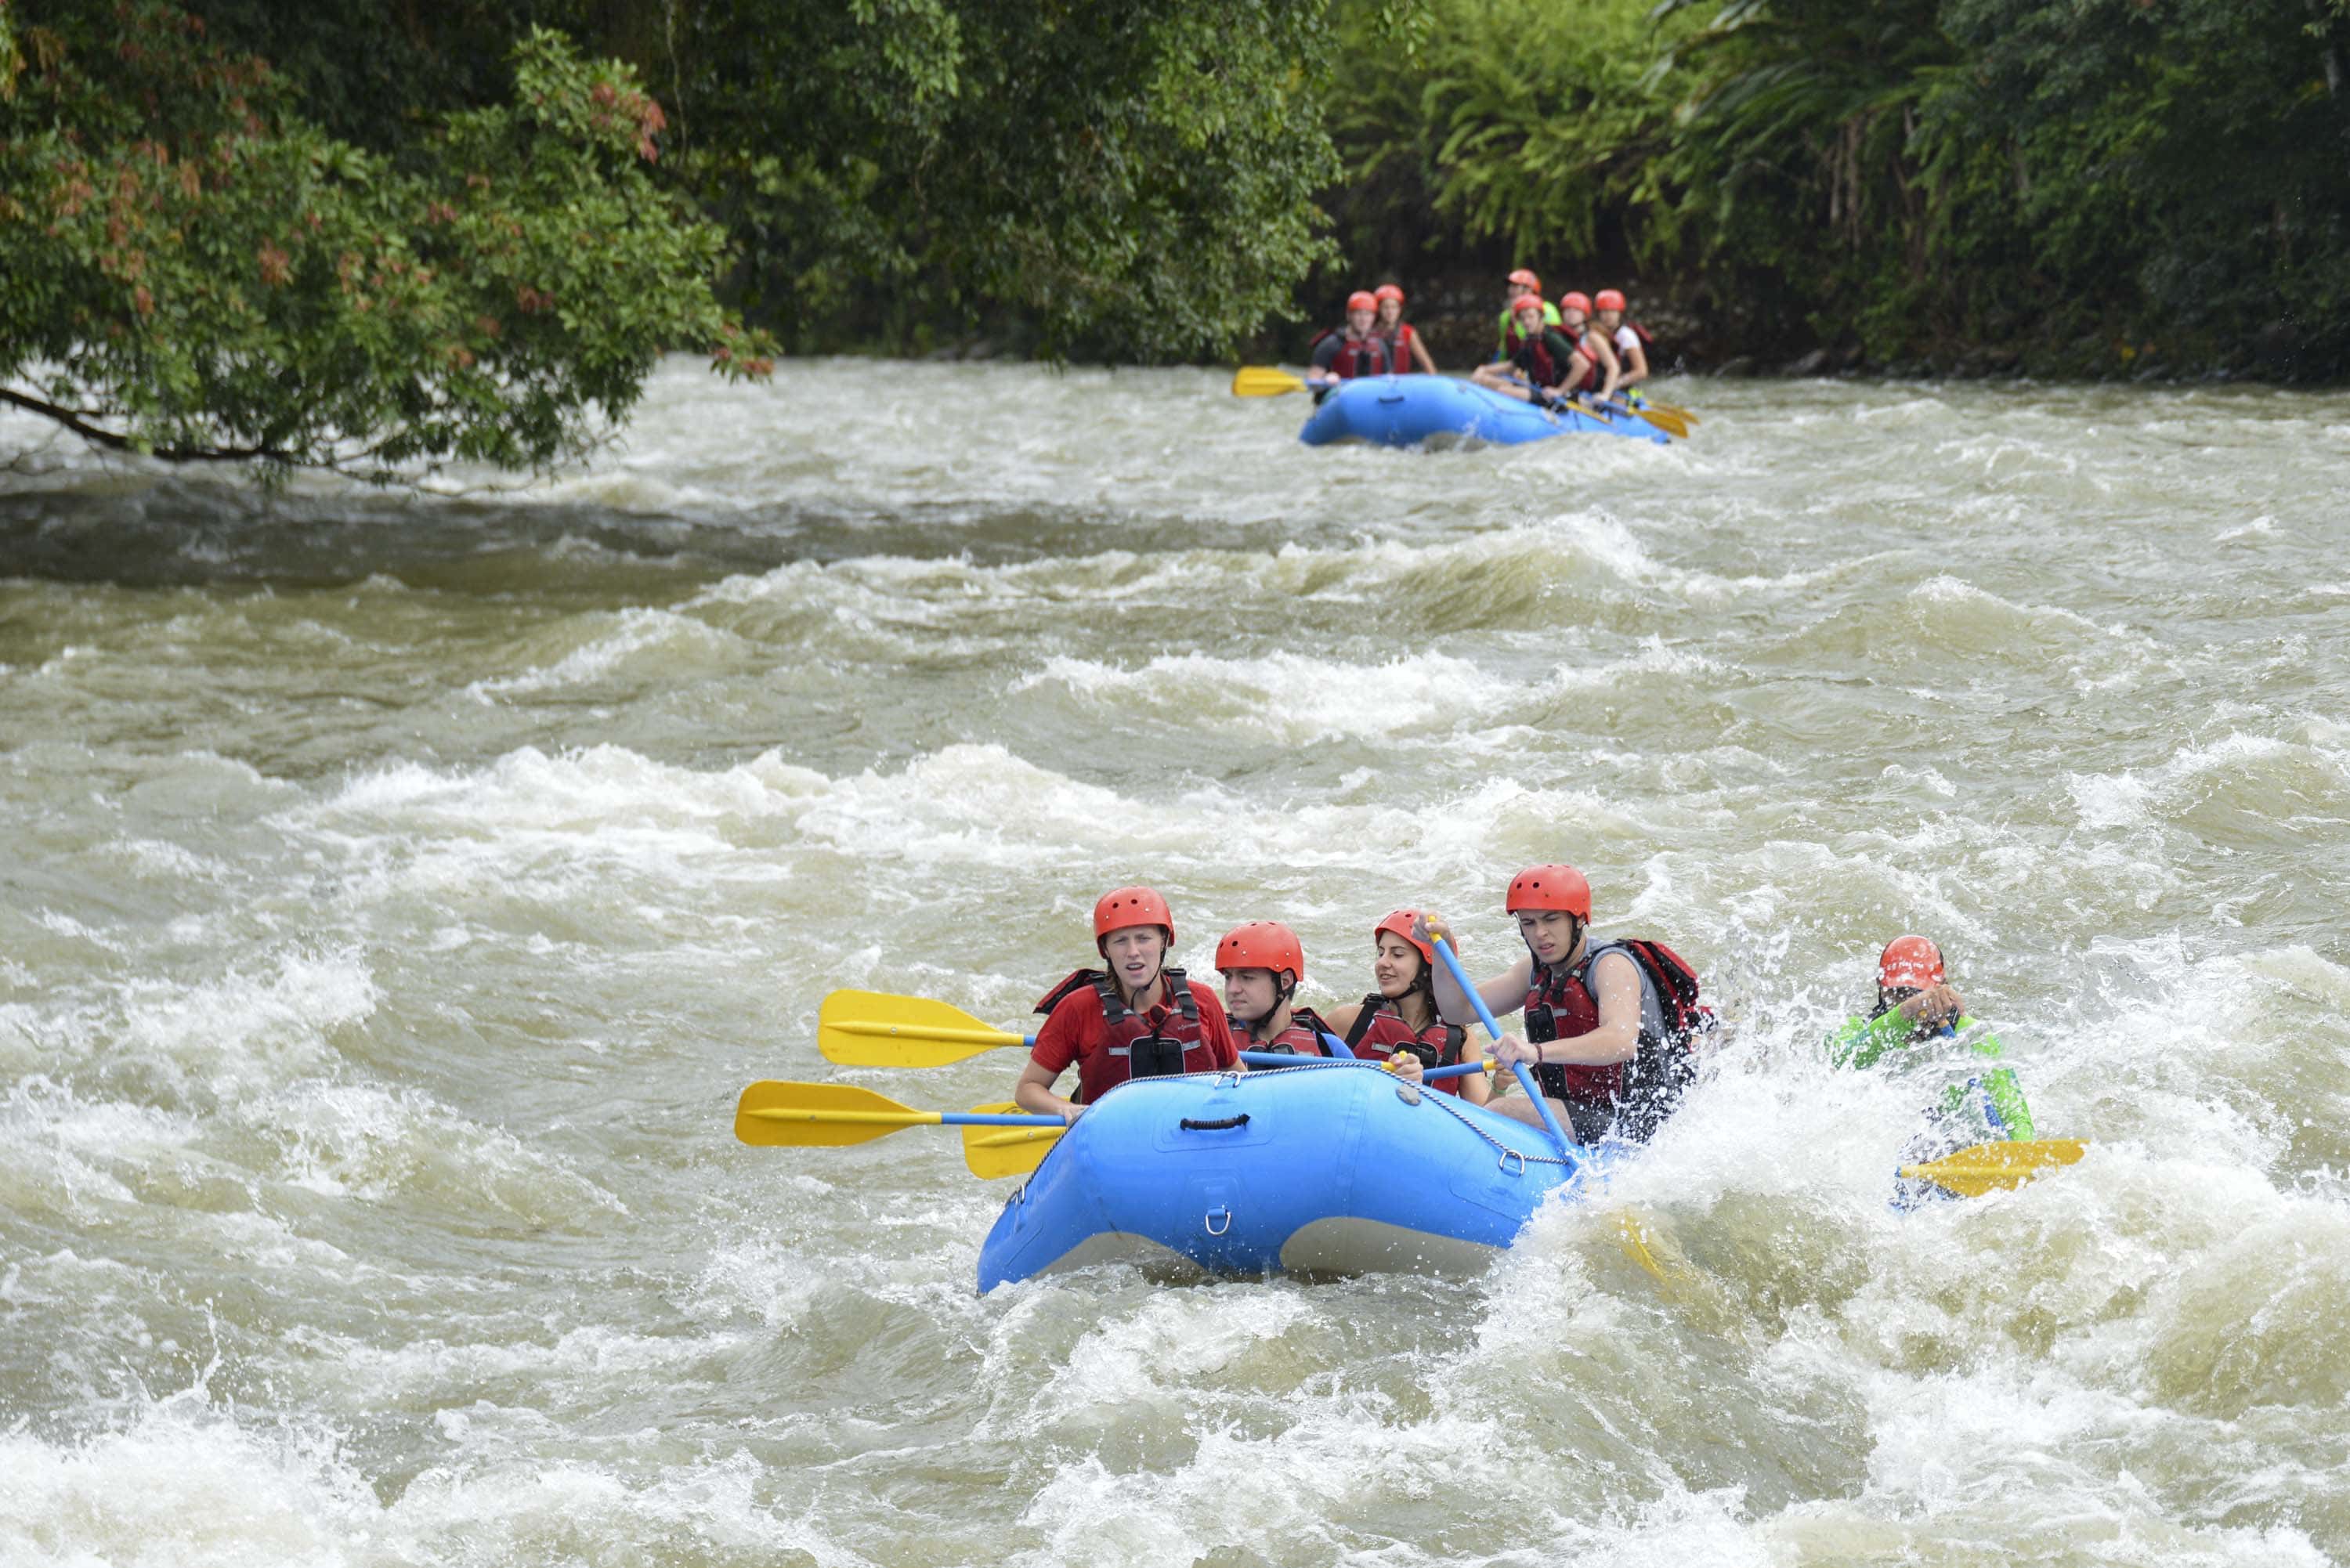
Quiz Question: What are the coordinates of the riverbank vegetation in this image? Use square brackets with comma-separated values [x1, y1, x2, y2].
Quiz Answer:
[5, 0, 2347, 473]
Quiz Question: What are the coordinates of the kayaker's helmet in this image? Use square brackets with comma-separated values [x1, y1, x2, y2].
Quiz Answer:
[1347, 290, 1379, 314]
[1511, 296, 1546, 324]
[1094, 886, 1174, 954]
[1372, 909, 1434, 966]
[1374, 284, 1406, 304]
[1594, 288, 1627, 313]
[1506, 865, 1592, 919]
[1559, 291, 1593, 317]
[1216, 921, 1303, 988]
[1506, 268, 1543, 294]
[1878, 935, 1944, 990]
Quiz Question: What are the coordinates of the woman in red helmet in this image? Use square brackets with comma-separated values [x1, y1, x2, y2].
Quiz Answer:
[1556, 291, 1623, 404]
[1215, 921, 1340, 1055]
[1592, 289, 1652, 399]
[1014, 886, 1241, 1124]
[1372, 284, 1439, 375]
[1322, 911, 1490, 1103]
[1308, 291, 1395, 390]
[1425, 865, 1695, 1143]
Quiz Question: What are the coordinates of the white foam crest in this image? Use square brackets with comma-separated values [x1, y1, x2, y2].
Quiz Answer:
[2066, 729, 2345, 834]
[311, 744, 830, 833]
[1014, 649, 1518, 742]
[468, 605, 747, 697]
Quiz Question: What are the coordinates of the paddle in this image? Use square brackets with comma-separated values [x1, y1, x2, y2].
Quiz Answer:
[1231, 366, 1312, 398]
[818, 989, 1033, 1068]
[1900, 1138, 2088, 1198]
[1612, 400, 1688, 439]
[960, 1100, 1065, 1179]
[1640, 398, 1699, 426]
[1427, 932, 1578, 1162]
[1237, 1049, 1492, 1082]
[734, 1080, 1063, 1147]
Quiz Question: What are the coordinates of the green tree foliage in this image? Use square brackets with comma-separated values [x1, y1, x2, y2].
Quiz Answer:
[667, 0, 1343, 359]
[1325, 0, 2350, 375]
[0, 2, 772, 474]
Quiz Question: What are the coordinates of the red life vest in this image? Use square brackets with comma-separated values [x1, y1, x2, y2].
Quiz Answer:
[1344, 996, 1471, 1097]
[1238, 1006, 1338, 1057]
[1512, 328, 1579, 391]
[1382, 323, 1418, 369]
[1034, 967, 1218, 1104]
[1524, 941, 1704, 1139]
[1567, 330, 1611, 392]
[1311, 328, 1394, 379]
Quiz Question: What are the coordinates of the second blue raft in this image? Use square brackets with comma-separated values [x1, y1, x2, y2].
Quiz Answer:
[976, 1060, 1623, 1292]
[1299, 374, 1672, 449]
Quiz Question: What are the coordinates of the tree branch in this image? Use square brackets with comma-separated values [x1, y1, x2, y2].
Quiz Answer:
[0, 386, 297, 464]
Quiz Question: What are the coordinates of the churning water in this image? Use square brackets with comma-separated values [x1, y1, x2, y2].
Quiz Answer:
[2, 360, 2348, 1566]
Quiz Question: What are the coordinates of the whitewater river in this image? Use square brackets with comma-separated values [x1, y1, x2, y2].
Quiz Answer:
[3, 360, 2347, 1566]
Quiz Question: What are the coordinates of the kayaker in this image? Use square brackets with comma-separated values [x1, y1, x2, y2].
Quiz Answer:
[1216, 920, 1342, 1056]
[1470, 297, 1593, 406]
[1423, 865, 1706, 1143]
[1593, 289, 1653, 399]
[1307, 291, 1395, 389]
[1323, 911, 1491, 1102]
[1827, 936, 2036, 1141]
[1494, 268, 1561, 355]
[1556, 291, 1624, 405]
[1373, 284, 1439, 375]
[1014, 886, 1241, 1124]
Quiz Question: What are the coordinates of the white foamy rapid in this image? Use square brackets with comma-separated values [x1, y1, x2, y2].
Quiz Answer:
[2, 359, 2347, 1566]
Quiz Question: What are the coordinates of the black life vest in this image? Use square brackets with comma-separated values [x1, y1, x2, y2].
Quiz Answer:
[1513, 328, 1576, 390]
[1524, 940, 1708, 1140]
[1034, 967, 1216, 1103]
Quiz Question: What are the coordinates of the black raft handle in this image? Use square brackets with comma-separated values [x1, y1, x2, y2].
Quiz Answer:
[1178, 1114, 1251, 1132]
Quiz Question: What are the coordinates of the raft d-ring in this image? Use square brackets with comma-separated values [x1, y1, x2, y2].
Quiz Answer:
[1205, 1205, 1232, 1237]
[1498, 1147, 1528, 1178]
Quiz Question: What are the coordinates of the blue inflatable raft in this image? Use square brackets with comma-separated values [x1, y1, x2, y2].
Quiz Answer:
[976, 1060, 1619, 1291]
[1299, 374, 1672, 449]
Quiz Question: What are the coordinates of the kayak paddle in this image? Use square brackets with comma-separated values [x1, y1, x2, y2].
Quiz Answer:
[734, 1080, 1064, 1147]
[960, 1100, 1064, 1179]
[1231, 366, 1311, 397]
[818, 989, 1034, 1067]
[1428, 932, 1578, 1163]
[1900, 1138, 2088, 1197]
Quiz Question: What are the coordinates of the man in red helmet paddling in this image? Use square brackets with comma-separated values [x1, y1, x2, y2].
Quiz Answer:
[1423, 865, 1708, 1143]
[1307, 291, 1396, 392]
[1828, 936, 2035, 1141]
[1014, 887, 1241, 1125]
[1555, 291, 1624, 405]
[1321, 911, 1491, 1103]
[1471, 296, 1594, 407]
[1215, 921, 1341, 1056]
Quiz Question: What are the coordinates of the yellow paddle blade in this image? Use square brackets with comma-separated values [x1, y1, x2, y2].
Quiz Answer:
[817, 989, 1028, 1067]
[962, 1100, 1062, 1179]
[1643, 399, 1698, 426]
[733, 1080, 939, 1147]
[1632, 406, 1689, 439]
[1231, 365, 1307, 398]
[1901, 1138, 2088, 1198]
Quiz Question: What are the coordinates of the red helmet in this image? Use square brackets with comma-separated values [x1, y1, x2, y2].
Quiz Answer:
[1559, 291, 1593, 315]
[1878, 935, 1945, 990]
[1346, 290, 1379, 313]
[1594, 288, 1627, 312]
[1372, 909, 1434, 966]
[1216, 921, 1304, 983]
[1373, 284, 1405, 303]
[1506, 268, 1543, 293]
[1511, 294, 1546, 318]
[1094, 886, 1173, 952]
[1506, 865, 1591, 919]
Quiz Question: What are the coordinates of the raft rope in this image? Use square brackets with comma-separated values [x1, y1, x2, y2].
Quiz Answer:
[1190, 1057, 1579, 1172]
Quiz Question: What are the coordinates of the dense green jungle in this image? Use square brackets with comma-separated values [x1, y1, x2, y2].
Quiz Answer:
[5, 0, 2348, 472]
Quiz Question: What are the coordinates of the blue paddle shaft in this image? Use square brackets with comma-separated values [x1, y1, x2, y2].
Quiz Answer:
[1430, 933, 1578, 1158]
[1235, 1050, 1487, 1084]
[944, 1111, 1066, 1129]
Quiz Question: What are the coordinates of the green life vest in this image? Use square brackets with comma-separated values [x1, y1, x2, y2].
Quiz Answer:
[1495, 299, 1563, 355]
[1827, 1010, 2037, 1140]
